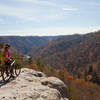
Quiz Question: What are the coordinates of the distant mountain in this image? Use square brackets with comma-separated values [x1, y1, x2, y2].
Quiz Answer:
[30, 31, 100, 72]
[29, 34, 80, 57]
[29, 34, 81, 57]
[0, 36, 60, 54]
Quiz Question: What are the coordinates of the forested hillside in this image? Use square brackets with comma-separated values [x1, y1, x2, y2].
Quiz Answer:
[0, 36, 58, 54]
[30, 31, 100, 84]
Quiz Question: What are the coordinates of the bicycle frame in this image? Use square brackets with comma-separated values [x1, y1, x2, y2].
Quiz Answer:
[11, 59, 16, 67]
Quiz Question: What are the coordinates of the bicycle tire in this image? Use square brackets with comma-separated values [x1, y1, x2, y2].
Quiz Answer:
[14, 63, 21, 77]
[1, 67, 11, 82]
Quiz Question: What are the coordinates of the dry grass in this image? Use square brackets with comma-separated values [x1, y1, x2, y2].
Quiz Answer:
[25, 64, 40, 71]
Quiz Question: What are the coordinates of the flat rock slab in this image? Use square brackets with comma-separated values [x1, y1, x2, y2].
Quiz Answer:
[0, 68, 69, 100]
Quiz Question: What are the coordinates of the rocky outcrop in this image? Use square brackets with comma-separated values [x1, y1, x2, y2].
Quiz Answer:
[0, 68, 69, 100]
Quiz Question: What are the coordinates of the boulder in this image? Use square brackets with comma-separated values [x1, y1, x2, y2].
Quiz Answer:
[41, 77, 68, 98]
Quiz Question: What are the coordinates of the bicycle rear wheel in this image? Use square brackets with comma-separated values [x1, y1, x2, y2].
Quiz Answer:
[1, 67, 11, 82]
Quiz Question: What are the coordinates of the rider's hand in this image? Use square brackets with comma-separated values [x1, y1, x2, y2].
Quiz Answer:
[8, 58, 13, 61]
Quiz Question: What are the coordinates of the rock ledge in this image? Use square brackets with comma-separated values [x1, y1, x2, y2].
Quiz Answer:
[0, 68, 69, 100]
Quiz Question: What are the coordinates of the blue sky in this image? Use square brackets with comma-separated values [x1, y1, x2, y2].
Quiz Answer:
[0, 0, 100, 36]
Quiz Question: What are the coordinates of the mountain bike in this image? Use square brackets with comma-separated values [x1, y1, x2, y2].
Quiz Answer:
[1, 59, 21, 82]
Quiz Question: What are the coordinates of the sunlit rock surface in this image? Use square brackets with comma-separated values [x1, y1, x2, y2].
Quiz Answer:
[0, 68, 69, 100]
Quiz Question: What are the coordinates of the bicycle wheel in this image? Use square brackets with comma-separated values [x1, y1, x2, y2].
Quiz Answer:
[14, 63, 21, 76]
[1, 67, 11, 82]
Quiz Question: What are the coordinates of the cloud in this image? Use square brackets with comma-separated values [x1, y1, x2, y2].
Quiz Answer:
[0, 18, 5, 24]
[0, 1, 77, 22]
[12, 0, 63, 7]
[89, 2, 100, 6]
[0, 3, 61, 21]
[12, 0, 78, 12]
[0, 4, 32, 21]
[1, 26, 100, 36]
[33, 26, 100, 36]
[62, 8, 78, 11]
[0, 3, 48, 21]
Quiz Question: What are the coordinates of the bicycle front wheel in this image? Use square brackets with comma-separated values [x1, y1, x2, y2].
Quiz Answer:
[14, 63, 21, 77]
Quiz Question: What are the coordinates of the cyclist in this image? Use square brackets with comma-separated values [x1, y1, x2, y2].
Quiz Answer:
[4, 44, 14, 77]
[4, 44, 12, 64]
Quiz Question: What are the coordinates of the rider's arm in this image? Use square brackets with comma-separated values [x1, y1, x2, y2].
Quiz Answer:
[5, 50, 11, 60]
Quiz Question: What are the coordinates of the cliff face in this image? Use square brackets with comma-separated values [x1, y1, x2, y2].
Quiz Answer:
[0, 68, 69, 100]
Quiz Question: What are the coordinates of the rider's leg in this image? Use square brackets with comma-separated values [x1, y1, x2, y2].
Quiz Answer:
[10, 68, 13, 74]
[5, 60, 11, 76]
[5, 64, 9, 76]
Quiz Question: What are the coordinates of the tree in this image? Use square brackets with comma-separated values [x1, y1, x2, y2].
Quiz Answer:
[84, 69, 88, 81]
[91, 70, 100, 85]
[88, 65, 93, 75]
[36, 58, 44, 71]
[0, 42, 4, 49]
